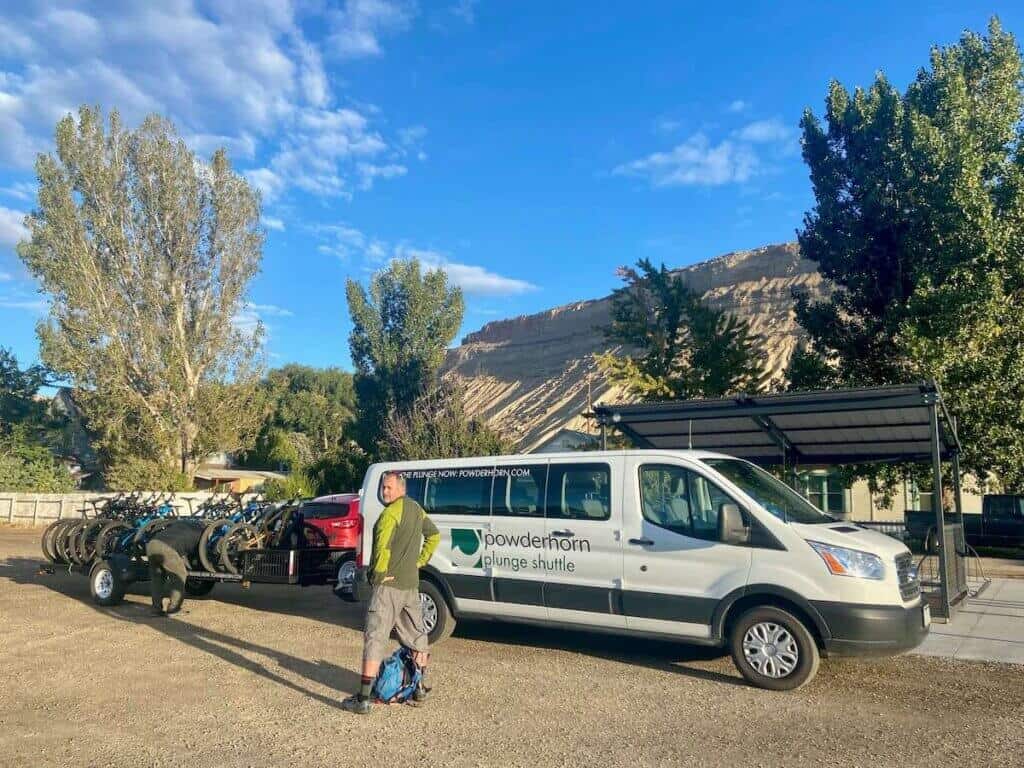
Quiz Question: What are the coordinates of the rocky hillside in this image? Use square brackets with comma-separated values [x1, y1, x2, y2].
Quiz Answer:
[443, 243, 829, 450]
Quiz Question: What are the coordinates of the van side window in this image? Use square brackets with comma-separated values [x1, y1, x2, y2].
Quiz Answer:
[639, 464, 738, 542]
[546, 463, 611, 520]
[422, 470, 493, 516]
[492, 465, 547, 517]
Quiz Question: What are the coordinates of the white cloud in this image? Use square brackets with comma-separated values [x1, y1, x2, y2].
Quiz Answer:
[613, 133, 758, 187]
[328, 0, 416, 59]
[248, 302, 293, 318]
[728, 99, 749, 113]
[358, 162, 407, 189]
[0, 181, 35, 202]
[654, 118, 682, 134]
[263, 216, 285, 231]
[0, 297, 47, 313]
[315, 223, 537, 295]
[398, 125, 427, 146]
[0, 2, 418, 202]
[0, 206, 28, 247]
[451, 0, 478, 24]
[0, 270, 11, 281]
[735, 118, 793, 144]
[395, 245, 537, 296]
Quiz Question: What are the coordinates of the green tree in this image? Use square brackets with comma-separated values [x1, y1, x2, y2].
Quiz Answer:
[0, 347, 53, 434]
[245, 365, 356, 469]
[262, 470, 315, 502]
[379, 380, 514, 461]
[596, 259, 766, 401]
[793, 19, 1024, 489]
[345, 258, 464, 455]
[307, 447, 371, 495]
[0, 426, 75, 492]
[18, 106, 265, 482]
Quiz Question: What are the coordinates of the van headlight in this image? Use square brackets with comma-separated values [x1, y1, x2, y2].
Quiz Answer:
[807, 541, 885, 580]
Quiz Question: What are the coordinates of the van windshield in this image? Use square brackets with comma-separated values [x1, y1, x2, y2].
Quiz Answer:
[703, 458, 834, 525]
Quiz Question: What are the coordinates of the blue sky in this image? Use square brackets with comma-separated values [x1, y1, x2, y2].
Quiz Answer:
[1, 1, 1022, 372]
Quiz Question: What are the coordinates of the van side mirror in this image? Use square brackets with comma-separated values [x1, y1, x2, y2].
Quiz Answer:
[719, 503, 750, 545]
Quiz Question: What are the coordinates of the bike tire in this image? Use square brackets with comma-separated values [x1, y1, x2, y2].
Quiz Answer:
[218, 522, 261, 575]
[199, 518, 234, 573]
[40, 519, 67, 563]
[55, 521, 86, 565]
[95, 521, 133, 559]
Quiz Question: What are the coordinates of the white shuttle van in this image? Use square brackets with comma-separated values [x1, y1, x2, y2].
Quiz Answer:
[355, 450, 929, 690]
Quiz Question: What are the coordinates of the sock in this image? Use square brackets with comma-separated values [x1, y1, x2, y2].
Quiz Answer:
[357, 675, 373, 702]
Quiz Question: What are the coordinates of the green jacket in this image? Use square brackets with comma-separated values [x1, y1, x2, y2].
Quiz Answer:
[369, 496, 440, 590]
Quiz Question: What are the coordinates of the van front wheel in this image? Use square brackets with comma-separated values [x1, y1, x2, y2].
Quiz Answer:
[729, 606, 820, 691]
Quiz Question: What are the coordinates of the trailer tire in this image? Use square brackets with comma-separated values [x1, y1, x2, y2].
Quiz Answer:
[89, 560, 126, 607]
[419, 578, 456, 645]
[729, 605, 820, 691]
[184, 578, 216, 598]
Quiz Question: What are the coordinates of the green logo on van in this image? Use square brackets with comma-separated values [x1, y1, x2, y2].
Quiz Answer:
[451, 528, 483, 568]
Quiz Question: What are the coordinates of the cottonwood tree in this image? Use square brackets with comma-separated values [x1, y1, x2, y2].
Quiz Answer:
[793, 19, 1024, 489]
[345, 258, 464, 455]
[19, 107, 265, 483]
[380, 379, 513, 461]
[597, 259, 766, 402]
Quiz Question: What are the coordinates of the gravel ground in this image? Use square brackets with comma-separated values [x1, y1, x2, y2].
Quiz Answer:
[1, 526, 1022, 768]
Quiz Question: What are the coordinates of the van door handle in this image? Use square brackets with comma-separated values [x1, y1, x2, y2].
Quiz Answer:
[628, 537, 654, 546]
[550, 529, 575, 537]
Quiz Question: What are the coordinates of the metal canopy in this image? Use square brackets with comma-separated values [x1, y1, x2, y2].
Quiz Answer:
[592, 381, 960, 466]
[594, 381, 968, 619]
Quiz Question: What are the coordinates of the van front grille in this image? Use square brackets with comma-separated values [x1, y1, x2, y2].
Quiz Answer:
[895, 552, 920, 601]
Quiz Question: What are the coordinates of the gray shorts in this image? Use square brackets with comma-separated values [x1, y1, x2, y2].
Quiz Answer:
[363, 585, 428, 662]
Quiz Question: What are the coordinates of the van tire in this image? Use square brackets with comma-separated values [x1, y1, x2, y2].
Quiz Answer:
[419, 578, 456, 645]
[729, 605, 820, 691]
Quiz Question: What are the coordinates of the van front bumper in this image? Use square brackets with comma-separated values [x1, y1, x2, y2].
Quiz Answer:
[812, 600, 930, 657]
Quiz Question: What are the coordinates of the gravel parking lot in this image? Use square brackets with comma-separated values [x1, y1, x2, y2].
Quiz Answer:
[1, 526, 1022, 768]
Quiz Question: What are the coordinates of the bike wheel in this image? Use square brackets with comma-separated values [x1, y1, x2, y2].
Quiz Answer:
[95, 521, 133, 559]
[41, 519, 67, 563]
[199, 518, 233, 573]
[218, 522, 261, 575]
[72, 520, 106, 565]
[56, 521, 86, 565]
[132, 518, 174, 549]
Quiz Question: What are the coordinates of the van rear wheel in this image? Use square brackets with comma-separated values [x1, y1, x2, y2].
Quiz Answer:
[419, 579, 455, 645]
[729, 605, 820, 691]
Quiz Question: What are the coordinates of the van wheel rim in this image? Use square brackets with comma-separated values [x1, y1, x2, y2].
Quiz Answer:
[743, 621, 799, 678]
[94, 569, 114, 600]
[420, 592, 438, 633]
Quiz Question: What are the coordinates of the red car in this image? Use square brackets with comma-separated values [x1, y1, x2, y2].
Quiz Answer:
[301, 493, 361, 595]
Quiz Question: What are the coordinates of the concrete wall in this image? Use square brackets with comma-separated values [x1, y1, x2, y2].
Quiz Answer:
[0, 492, 251, 526]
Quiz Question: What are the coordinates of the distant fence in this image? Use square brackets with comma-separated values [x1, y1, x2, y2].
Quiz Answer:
[0, 492, 242, 526]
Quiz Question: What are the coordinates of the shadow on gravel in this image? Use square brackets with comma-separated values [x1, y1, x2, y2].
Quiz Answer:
[2, 553, 742, 690]
[0, 556, 359, 705]
[452, 619, 744, 687]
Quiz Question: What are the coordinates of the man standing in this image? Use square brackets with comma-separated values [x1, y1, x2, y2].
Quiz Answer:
[342, 471, 440, 714]
[145, 518, 205, 616]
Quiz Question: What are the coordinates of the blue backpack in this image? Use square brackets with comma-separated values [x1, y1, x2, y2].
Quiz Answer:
[372, 647, 422, 703]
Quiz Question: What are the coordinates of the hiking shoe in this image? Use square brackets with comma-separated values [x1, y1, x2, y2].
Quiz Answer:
[341, 696, 372, 715]
[412, 684, 431, 703]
